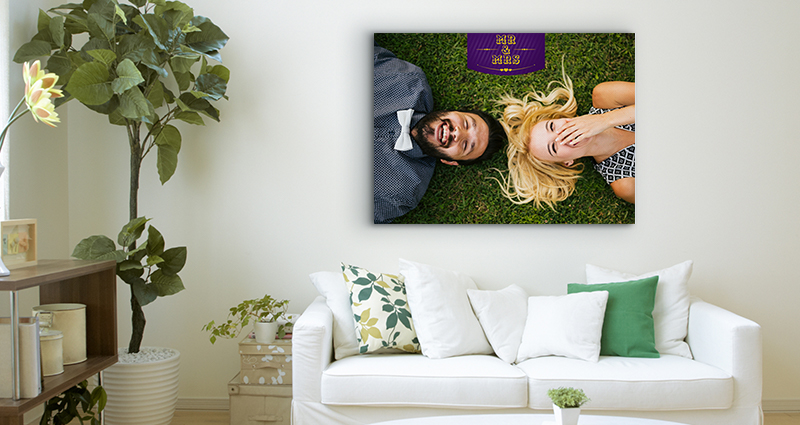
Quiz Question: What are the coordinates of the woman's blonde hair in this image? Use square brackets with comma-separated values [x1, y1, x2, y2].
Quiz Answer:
[493, 66, 583, 209]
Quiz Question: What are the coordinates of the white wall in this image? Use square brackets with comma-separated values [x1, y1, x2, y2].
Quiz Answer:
[7, 0, 800, 409]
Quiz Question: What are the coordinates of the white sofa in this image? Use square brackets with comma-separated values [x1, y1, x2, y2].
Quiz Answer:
[292, 261, 762, 425]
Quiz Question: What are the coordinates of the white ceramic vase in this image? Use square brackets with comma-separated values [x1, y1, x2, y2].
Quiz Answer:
[254, 321, 278, 343]
[553, 404, 581, 425]
[101, 347, 180, 425]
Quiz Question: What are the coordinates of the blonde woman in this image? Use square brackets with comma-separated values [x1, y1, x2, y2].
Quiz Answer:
[495, 69, 635, 207]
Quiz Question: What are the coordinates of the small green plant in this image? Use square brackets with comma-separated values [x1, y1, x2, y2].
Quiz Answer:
[202, 295, 289, 344]
[40, 380, 107, 425]
[547, 387, 590, 409]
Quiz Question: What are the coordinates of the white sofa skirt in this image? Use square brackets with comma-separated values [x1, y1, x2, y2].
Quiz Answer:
[291, 401, 762, 425]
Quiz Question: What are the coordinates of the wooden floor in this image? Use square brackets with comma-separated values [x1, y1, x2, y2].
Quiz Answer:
[169, 411, 800, 425]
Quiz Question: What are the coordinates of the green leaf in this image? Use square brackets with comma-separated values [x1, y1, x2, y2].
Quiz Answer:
[178, 93, 219, 121]
[155, 1, 194, 28]
[13, 40, 52, 63]
[65, 61, 113, 105]
[118, 86, 152, 119]
[146, 255, 164, 266]
[147, 80, 166, 109]
[112, 59, 144, 94]
[147, 225, 165, 256]
[135, 14, 170, 50]
[49, 15, 66, 49]
[118, 217, 149, 247]
[386, 312, 397, 329]
[174, 111, 204, 125]
[72, 235, 127, 262]
[194, 73, 226, 101]
[206, 64, 230, 83]
[87, 12, 115, 40]
[118, 259, 143, 272]
[132, 280, 158, 306]
[37, 9, 52, 32]
[352, 277, 371, 286]
[155, 124, 181, 184]
[158, 246, 187, 275]
[358, 287, 372, 302]
[130, 0, 147, 7]
[184, 16, 228, 60]
[169, 55, 198, 74]
[381, 304, 394, 313]
[173, 71, 192, 91]
[87, 49, 117, 66]
[151, 270, 185, 296]
[397, 310, 412, 328]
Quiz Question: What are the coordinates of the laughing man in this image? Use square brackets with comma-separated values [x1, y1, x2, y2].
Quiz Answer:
[373, 42, 506, 224]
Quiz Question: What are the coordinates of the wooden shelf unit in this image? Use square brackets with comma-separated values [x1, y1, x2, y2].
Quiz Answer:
[0, 260, 118, 425]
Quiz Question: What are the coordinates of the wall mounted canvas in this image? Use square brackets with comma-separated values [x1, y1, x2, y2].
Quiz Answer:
[373, 33, 635, 224]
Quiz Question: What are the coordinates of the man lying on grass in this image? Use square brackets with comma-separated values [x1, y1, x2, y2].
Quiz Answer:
[374, 42, 506, 224]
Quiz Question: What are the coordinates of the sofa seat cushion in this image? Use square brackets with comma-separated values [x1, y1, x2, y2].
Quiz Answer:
[321, 354, 528, 408]
[518, 354, 733, 410]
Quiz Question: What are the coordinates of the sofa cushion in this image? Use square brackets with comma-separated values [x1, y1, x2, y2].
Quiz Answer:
[517, 292, 609, 363]
[342, 263, 420, 354]
[568, 276, 660, 358]
[517, 355, 733, 410]
[586, 261, 693, 358]
[399, 259, 493, 359]
[467, 284, 528, 364]
[321, 354, 528, 408]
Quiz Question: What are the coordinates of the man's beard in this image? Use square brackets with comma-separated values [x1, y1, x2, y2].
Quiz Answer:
[411, 111, 449, 158]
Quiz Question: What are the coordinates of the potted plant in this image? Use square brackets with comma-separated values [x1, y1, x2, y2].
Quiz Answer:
[547, 387, 590, 425]
[203, 295, 290, 344]
[14, 1, 229, 423]
[39, 380, 106, 425]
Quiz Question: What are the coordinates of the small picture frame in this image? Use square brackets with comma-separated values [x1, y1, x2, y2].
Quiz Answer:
[1, 219, 38, 269]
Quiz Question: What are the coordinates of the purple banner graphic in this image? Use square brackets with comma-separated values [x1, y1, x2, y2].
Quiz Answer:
[467, 33, 546, 76]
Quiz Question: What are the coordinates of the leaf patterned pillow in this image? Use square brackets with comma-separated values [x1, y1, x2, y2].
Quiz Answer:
[341, 263, 420, 354]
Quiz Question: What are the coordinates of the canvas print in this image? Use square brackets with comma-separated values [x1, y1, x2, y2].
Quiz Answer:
[373, 33, 635, 224]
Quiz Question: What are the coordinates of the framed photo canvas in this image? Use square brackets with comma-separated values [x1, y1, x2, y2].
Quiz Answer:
[1, 219, 38, 269]
[373, 33, 635, 224]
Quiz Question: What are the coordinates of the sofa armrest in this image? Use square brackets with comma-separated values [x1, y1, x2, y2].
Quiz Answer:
[686, 297, 762, 408]
[293, 296, 333, 403]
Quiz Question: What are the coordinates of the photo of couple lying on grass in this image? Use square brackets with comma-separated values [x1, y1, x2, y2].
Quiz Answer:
[374, 33, 635, 224]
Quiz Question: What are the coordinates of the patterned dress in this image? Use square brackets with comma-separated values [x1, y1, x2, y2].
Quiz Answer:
[373, 43, 437, 224]
[588, 106, 635, 184]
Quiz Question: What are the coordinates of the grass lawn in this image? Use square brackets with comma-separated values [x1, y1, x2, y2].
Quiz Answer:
[374, 33, 635, 224]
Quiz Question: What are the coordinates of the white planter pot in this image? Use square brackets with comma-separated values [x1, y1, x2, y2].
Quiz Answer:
[254, 321, 278, 343]
[553, 404, 581, 425]
[101, 347, 180, 425]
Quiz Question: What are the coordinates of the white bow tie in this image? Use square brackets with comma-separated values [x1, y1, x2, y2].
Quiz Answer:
[394, 109, 414, 151]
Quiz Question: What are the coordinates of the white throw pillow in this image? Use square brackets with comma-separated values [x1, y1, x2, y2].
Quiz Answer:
[585, 261, 693, 358]
[399, 259, 493, 359]
[467, 285, 528, 363]
[309, 271, 359, 359]
[517, 291, 609, 363]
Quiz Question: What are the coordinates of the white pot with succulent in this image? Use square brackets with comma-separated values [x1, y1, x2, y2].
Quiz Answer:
[203, 294, 290, 345]
[548, 387, 590, 425]
[13, 0, 231, 423]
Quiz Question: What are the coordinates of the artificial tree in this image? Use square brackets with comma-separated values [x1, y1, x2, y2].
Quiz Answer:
[13, 0, 230, 353]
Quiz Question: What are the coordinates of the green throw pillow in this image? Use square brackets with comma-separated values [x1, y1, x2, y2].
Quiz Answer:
[568, 276, 660, 358]
[341, 263, 420, 354]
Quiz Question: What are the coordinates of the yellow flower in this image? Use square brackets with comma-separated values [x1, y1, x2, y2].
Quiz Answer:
[23, 60, 63, 128]
[0, 61, 63, 151]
